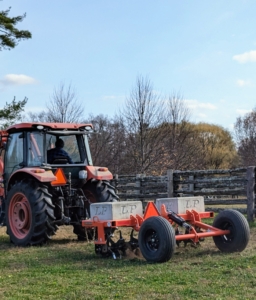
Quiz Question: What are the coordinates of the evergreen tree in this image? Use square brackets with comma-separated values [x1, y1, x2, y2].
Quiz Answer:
[0, 97, 28, 129]
[0, 6, 31, 51]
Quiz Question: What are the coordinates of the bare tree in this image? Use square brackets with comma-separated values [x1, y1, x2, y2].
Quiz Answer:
[27, 111, 49, 122]
[26, 82, 84, 123]
[234, 110, 256, 166]
[163, 93, 199, 170]
[86, 114, 126, 174]
[120, 75, 167, 174]
[47, 82, 84, 123]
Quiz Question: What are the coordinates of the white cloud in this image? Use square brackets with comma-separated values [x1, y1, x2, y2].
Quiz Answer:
[236, 79, 253, 87]
[0, 74, 37, 86]
[197, 113, 207, 118]
[184, 99, 217, 110]
[233, 50, 256, 63]
[236, 108, 252, 115]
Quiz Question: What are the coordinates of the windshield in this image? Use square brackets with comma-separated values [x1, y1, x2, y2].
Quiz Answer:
[27, 131, 91, 166]
[5, 132, 24, 172]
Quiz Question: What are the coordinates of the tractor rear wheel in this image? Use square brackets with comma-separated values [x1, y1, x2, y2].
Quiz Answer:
[6, 180, 57, 246]
[138, 216, 176, 263]
[73, 180, 119, 241]
[84, 180, 119, 204]
[212, 209, 250, 253]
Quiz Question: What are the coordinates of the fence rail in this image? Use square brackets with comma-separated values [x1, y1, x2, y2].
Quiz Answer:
[112, 167, 256, 222]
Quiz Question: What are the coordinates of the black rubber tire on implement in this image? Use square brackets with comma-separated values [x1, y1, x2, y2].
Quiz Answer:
[138, 216, 176, 263]
[73, 180, 119, 241]
[212, 209, 250, 253]
[6, 180, 57, 246]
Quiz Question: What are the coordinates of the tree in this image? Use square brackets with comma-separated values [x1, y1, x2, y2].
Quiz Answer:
[234, 110, 256, 166]
[27, 111, 49, 123]
[46, 82, 84, 123]
[194, 123, 238, 169]
[0, 6, 31, 51]
[163, 93, 199, 171]
[120, 76, 167, 174]
[27, 82, 84, 123]
[0, 97, 27, 129]
[86, 114, 126, 174]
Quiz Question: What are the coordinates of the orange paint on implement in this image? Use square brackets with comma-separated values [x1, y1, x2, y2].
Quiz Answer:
[81, 202, 231, 246]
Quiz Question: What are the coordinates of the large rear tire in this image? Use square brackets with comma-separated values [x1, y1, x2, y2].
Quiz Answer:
[139, 216, 176, 263]
[84, 180, 119, 204]
[6, 180, 57, 246]
[212, 209, 250, 253]
[73, 180, 119, 241]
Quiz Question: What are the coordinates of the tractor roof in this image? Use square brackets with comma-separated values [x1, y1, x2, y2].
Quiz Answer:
[6, 122, 93, 133]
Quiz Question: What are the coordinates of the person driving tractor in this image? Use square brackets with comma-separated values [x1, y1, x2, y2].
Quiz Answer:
[47, 138, 73, 164]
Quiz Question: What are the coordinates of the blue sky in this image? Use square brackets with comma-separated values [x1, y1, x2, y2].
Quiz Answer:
[1, 0, 256, 131]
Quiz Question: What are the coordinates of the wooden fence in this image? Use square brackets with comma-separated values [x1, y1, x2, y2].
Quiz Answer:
[111, 167, 256, 222]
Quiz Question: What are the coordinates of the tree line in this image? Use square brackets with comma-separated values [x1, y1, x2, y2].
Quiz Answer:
[4, 77, 239, 175]
[86, 77, 239, 175]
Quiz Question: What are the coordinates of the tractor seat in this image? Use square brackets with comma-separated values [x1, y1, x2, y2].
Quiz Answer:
[51, 156, 69, 164]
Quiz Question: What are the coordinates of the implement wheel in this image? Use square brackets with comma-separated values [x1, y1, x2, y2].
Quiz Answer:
[212, 209, 250, 253]
[6, 180, 57, 246]
[138, 216, 176, 263]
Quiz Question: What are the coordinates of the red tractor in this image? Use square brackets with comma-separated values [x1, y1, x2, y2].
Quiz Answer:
[0, 122, 118, 246]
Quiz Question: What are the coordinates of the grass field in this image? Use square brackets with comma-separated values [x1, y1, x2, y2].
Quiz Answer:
[0, 220, 255, 300]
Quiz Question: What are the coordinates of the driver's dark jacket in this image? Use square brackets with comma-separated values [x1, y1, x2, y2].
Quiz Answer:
[47, 147, 73, 164]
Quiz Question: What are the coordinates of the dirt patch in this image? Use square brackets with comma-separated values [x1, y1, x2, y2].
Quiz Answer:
[123, 241, 145, 260]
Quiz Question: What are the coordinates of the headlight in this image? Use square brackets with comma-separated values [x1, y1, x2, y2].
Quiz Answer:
[79, 170, 87, 179]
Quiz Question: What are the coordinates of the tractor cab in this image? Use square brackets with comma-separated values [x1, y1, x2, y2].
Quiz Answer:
[3, 122, 94, 187]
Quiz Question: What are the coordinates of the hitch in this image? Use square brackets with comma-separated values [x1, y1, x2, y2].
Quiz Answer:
[167, 209, 192, 230]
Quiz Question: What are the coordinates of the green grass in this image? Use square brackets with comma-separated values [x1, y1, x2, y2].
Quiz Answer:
[0, 225, 256, 300]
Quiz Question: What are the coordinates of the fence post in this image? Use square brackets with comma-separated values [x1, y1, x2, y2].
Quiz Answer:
[113, 174, 118, 195]
[167, 169, 174, 197]
[135, 174, 141, 201]
[246, 166, 255, 222]
[189, 175, 194, 196]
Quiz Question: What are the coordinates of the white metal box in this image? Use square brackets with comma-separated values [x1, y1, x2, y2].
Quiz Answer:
[90, 201, 143, 221]
[155, 196, 205, 214]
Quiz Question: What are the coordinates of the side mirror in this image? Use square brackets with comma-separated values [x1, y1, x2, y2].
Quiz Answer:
[0, 133, 7, 149]
[0, 140, 6, 150]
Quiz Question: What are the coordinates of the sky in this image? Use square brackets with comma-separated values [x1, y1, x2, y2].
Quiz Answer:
[1, 0, 256, 131]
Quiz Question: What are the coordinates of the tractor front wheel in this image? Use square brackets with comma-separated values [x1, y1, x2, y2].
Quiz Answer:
[138, 216, 176, 263]
[212, 209, 250, 253]
[6, 180, 57, 246]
